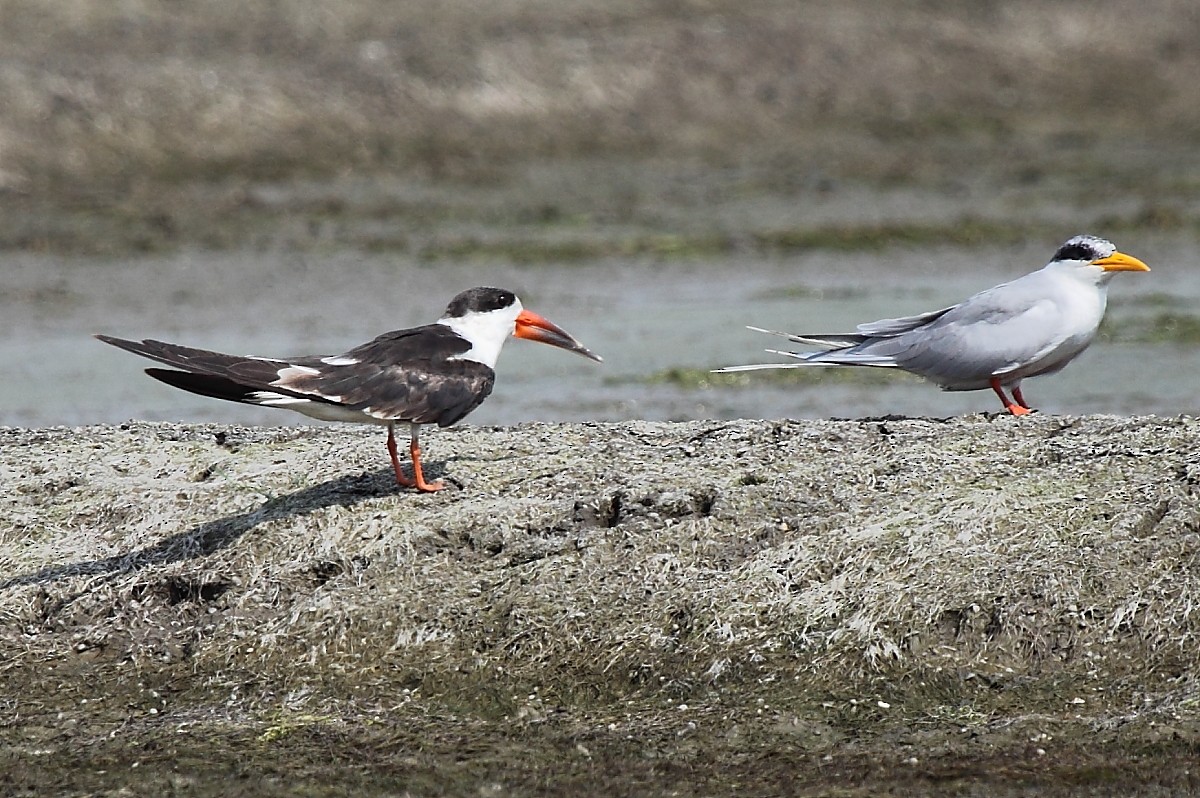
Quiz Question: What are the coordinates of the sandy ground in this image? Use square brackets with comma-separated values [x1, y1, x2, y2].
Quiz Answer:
[2, 415, 1199, 795]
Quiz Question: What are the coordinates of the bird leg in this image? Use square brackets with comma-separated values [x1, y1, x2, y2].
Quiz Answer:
[407, 423, 445, 492]
[990, 378, 1032, 416]
[386, 423, 416, 487]
[385, 423, 444, 491]
[1011, 384, 1031, 411]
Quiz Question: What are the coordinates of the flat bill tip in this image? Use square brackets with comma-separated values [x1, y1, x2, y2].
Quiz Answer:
[515, 310, 603, 363]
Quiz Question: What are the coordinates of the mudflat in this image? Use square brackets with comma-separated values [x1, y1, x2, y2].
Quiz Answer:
[3, 416, 1198, 795]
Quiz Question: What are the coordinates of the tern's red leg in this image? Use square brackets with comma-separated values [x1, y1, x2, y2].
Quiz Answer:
[1011, 385, 1031, 410]
[407, 425, 444, 493]
[990, 377, 1031, 416]
[386, 424, 416, 487]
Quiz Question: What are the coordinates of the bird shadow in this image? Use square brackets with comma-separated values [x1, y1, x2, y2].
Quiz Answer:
[0, 469, 411, 592]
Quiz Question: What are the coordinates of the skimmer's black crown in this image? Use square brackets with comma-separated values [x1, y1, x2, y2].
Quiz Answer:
[442, 287, 519, 319]
[1052, 234, 1115, 264]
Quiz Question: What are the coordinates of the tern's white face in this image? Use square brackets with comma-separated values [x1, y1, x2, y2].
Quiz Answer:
[439, 298, 524, 368]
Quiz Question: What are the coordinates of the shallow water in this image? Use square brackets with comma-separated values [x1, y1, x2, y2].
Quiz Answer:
[2, 235, 1198, 430]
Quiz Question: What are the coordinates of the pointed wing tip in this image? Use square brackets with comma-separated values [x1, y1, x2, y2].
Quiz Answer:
[713, 363, 801, 373]
[746, 325, 814, 342]
[96, 333, 157, 348]
[95, 333, 147, 352]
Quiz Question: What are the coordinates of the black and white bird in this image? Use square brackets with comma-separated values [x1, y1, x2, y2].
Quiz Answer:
[716, 235, 1150, 414]
[97, 287, 601, 492]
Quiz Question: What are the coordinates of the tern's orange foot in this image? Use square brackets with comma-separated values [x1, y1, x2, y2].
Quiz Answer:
[413, 478, 446, 493]
[990, 378, 1034, 417]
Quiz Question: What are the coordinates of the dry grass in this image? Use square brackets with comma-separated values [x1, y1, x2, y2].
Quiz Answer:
[2, 0, 1199, 196]
[3, 418, 1199, 708]
[4, 417, 1200, 792]
[3, 0, 1199, 258]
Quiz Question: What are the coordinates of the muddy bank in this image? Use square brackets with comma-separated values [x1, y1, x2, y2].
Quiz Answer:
[4, 0, 1200, 257]
[2, 415, 1199, 795]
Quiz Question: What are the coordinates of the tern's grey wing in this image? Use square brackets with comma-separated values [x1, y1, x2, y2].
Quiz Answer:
[853, 305, 957, 337]
[748, 305, 959, 351]
[890, 302, 1061, 383]
[838, 276, 1082, 387]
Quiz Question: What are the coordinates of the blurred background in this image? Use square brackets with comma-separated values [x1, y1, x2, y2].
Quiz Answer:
[3, 0, 1199, 426]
